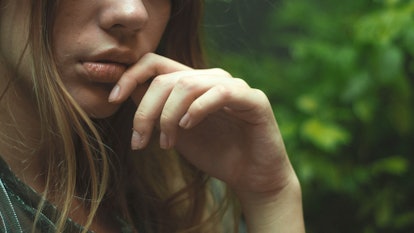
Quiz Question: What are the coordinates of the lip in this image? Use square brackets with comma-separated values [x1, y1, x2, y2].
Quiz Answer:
[82, 61, 128, 83]
[81, 49, 138, 83]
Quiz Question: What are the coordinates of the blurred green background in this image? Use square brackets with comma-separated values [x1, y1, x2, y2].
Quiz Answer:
[203, 0, 414, 232]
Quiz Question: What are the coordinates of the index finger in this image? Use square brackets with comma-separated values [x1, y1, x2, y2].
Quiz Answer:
[108, 53, 192, 103]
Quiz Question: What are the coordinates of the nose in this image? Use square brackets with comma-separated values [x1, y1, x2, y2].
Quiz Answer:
[99, 0, 149, 34]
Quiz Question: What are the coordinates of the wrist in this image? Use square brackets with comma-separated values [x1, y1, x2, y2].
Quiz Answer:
[237, 173, 305, 233]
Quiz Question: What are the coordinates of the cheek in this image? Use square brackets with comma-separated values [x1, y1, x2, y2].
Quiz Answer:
[52, 3, 97, 62]
[53, 23, 89, 63]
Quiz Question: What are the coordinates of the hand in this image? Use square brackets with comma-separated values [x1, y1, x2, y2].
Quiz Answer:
[109, 53, 305, 232]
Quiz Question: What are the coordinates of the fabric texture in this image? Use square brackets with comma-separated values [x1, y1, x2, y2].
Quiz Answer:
[0, 158, 133, 233]
[0, 157, 87, 232]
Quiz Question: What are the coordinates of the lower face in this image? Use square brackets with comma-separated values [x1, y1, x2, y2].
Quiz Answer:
[1, 0, 171, 119]
[53, 0, 171, 118]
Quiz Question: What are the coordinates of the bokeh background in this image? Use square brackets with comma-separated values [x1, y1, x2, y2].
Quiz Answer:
[203, 0, 414, 232]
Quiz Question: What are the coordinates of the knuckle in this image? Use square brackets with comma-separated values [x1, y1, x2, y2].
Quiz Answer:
[214, 84, 232, 97]
[150, 74, 170, 86]
[253, 88, 268, 100]
[160, 112, 175, 131]
[140, 52, 156, 63]
[191, 98, 205, 113]
[150, 75, 164, 86]
[252, 89, 272, 110]
[134, 110, 151, 122]
[233, 77, 249, 87]
[160, 112, 171, 123]
[176, 76, 196, 91]
[210, 68, 232, 78]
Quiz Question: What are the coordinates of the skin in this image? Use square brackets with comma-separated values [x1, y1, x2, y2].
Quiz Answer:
[112, 54, 305, 233]
[0, 0, 306, 232]
[53, 0, 171, 118]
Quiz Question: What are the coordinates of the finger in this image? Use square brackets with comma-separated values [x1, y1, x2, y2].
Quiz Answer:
[109, 53, 191, 103]
[130, 74, 177, 150]
[158, 69, 237, 148]
[130, 81, 150, 106]
[179, 83, 267, 129]
[131, 68, 235, 149]
[158, 76, 209, 149]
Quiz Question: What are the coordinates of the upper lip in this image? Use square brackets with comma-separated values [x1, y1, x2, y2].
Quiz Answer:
[82, 48, 139, 67]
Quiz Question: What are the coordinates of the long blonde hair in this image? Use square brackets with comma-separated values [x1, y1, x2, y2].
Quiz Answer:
[12, 0, 238, 232]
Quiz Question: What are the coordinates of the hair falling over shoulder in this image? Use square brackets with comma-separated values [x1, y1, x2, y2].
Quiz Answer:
[19, 0, 240, 232]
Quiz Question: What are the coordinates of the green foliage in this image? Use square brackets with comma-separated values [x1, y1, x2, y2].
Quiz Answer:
[205, 0, 414, 232]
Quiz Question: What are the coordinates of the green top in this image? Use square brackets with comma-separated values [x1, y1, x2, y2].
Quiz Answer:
[0, 158, 133, 233]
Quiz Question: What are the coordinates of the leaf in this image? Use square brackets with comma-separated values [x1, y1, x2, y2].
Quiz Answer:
[371, 156, 409, 176]
[342, 72, 372, 102]
[296, 95, 319, 114]
[353, 98, 377, 123]
[354, 5, 414, 45]
[372, 45, 403, 83]
[301, 118, 350, 152]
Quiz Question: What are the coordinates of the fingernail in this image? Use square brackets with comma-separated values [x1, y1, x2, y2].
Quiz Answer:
[131, 130, 143, 150]
[160, 132, 170, 149]
[179, 113, 191, 129]
[109, 85, 120, 102]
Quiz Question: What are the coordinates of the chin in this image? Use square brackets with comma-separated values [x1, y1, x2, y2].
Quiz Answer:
[83, 102, 122, 119]
[72, 87, 123, 119]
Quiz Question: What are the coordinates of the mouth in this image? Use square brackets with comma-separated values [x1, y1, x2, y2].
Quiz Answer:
[81, 48, 138, 83]
[82, 61, 129, 83]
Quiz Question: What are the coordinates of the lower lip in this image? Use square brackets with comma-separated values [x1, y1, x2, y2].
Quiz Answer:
[82, 62, 127, 83]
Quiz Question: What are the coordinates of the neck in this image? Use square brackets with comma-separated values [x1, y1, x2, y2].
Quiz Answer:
[0, 61, 45, 192]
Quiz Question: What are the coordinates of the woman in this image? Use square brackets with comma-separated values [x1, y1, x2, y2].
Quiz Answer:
[0, 0, 305, 232]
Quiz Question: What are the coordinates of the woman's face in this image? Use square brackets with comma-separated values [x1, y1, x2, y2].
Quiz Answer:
[1, 0, 171, 118]
[54, 0, 171, 118]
